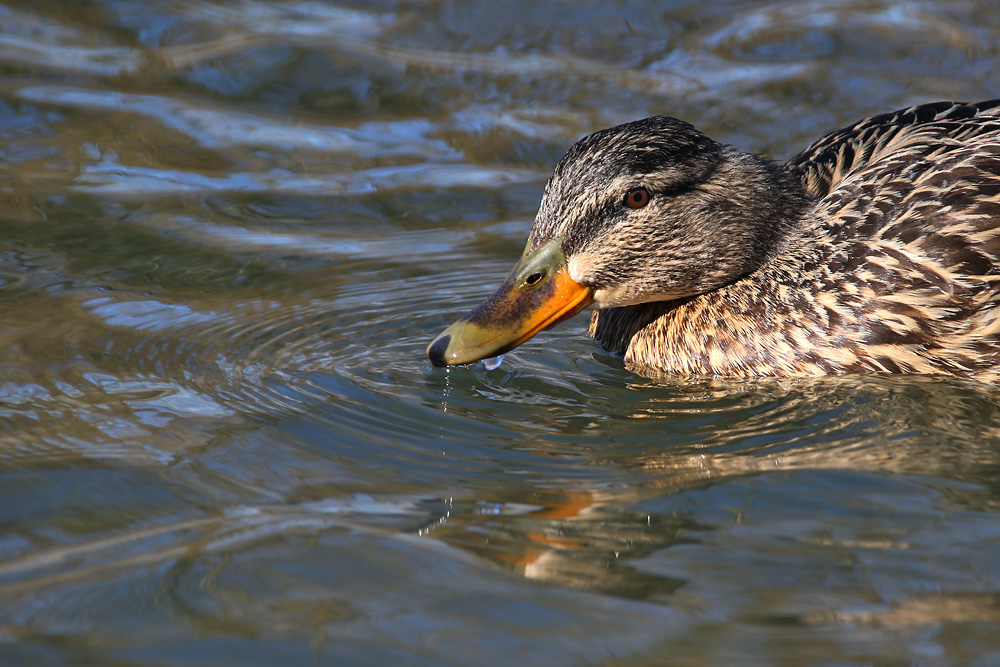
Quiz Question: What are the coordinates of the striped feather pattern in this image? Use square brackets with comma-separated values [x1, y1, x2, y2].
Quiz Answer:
[590, 100, 1000, 380]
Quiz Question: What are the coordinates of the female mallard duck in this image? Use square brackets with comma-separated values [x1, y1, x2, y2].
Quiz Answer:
[427, 100, 1000, 380]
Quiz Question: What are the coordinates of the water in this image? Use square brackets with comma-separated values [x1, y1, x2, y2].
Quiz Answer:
[1, 0, 1000, 664]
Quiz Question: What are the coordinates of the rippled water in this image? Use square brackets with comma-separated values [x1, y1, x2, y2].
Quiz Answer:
[2, 0, 1000, 664]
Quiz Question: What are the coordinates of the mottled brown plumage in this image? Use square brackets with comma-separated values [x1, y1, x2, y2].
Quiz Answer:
[587, 100, 1000, 379]
[428, 99, 1000, 380]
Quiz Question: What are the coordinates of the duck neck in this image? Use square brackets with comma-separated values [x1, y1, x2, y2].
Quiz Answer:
[713, 147, 814, 275]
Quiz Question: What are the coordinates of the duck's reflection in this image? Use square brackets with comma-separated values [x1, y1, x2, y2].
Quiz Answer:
[423, 374, 1000, 600]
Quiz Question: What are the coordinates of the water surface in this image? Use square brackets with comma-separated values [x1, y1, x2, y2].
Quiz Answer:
[2, 1, 1000, 664]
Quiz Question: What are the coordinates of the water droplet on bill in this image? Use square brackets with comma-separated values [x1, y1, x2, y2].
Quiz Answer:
[482, 355, 504, 371]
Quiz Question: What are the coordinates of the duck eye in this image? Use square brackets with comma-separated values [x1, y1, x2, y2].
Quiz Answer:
[624, 187, 650, 209]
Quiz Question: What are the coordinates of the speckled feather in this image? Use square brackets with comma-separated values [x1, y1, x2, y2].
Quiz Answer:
[580, 100, 1000, 380]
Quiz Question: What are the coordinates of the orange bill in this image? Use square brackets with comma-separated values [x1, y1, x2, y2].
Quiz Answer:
[427, 239, 593, 366]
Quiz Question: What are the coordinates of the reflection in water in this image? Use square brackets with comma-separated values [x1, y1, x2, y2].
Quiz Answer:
[1, 0, 1000, 663]
[425, 375, 1000, 601]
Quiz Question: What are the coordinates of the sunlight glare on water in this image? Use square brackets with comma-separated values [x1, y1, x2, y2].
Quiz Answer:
[1, 0, 1000, 664]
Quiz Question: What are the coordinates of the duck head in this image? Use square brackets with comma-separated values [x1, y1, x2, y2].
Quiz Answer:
[427, 115, 807, 367]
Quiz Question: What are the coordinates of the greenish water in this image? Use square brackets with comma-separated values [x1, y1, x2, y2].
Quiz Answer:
[2, 1, 1000, 664]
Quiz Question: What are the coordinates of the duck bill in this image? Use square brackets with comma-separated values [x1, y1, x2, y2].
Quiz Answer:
[427, 239, 593, 367]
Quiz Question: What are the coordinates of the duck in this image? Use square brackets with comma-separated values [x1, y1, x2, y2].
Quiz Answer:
[427, 100, 1000, 380]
